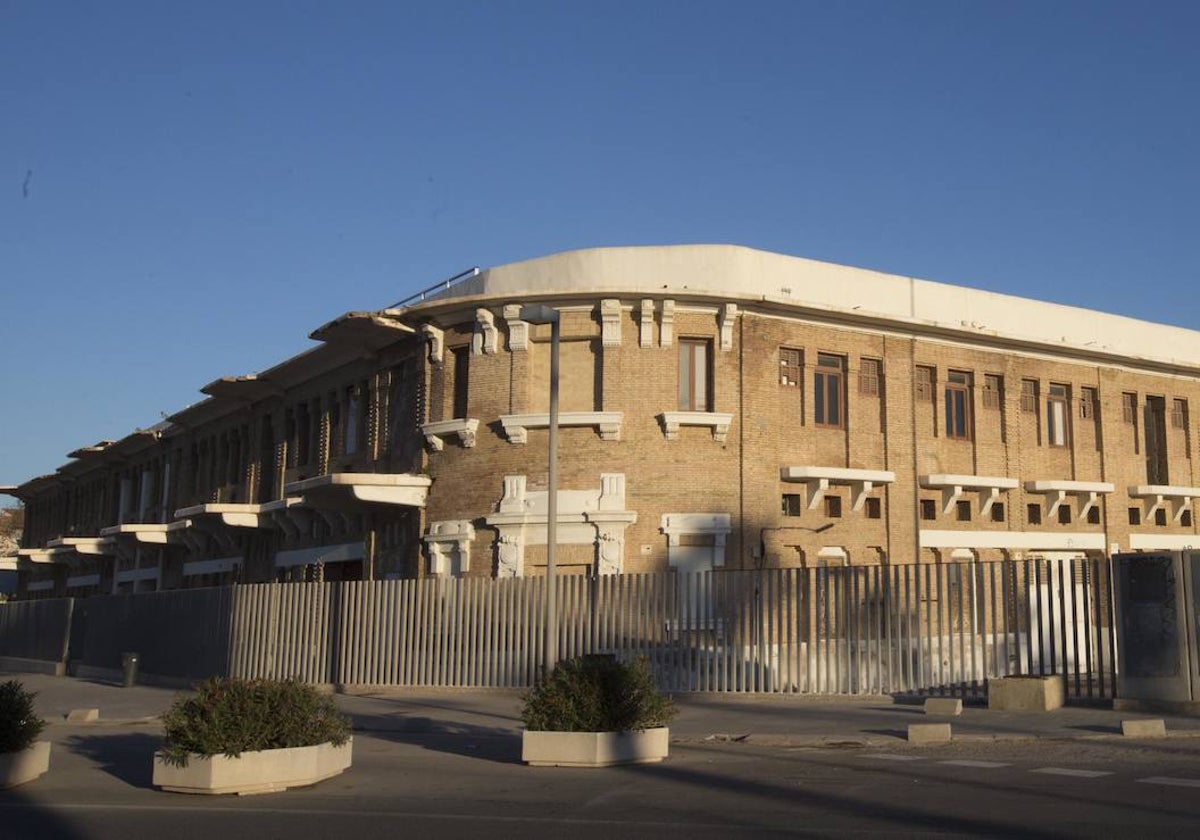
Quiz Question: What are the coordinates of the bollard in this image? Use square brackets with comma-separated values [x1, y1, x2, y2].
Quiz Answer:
[121, 652, 140, 687]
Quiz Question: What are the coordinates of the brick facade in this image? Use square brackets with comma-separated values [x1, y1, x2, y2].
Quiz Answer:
[6, 245, 1199, 597]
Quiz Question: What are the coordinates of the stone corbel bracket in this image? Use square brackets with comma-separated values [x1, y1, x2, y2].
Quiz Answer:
[600, 299, 622, 347]
[499, 412, 623, 444]
[1025, 480, 1115, 522]
[473, 308, 498, 355]
[920, 474, 1018, 518]
[421, 324, 445, 365]
[502, 305, 530, 351]
[422, 418, 480, 451]
[660, 300, 675, 347]
[639, 299, 655, 348]
[719, 303, 738, 351]
[659, 411, 733, 443]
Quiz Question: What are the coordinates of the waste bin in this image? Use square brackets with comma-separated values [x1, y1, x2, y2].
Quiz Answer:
[121, 652, 139, 687]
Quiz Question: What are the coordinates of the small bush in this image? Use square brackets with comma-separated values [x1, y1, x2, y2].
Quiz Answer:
[521, 656, 676, 733]
[0, 680, 46, 753]
[161, 678, 351, 766]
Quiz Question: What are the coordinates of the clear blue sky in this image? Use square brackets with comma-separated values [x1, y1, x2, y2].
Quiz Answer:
[2, 1, 1197, 486]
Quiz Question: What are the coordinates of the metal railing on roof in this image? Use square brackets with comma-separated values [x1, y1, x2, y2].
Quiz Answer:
[388, 267, 480, 311]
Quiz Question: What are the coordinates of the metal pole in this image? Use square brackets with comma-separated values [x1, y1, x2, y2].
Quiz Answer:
[545, 317, 560, 674]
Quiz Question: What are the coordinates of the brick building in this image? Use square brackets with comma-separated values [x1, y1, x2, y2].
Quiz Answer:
[4, 245, 1199, 598]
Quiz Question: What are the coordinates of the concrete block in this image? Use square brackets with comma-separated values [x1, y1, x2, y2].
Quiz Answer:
[65, 708, 99, 723]
[987, 675, 1064, 711]
[907, 723, 952, 744]
[1121, 718, 1166, 738]
[924, 698, 963, 716]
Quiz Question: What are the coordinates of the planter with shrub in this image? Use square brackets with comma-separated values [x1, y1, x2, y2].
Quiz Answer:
[0, 680, 49, 789]
[521, 656, 675, 767]
[153, 677, 353, 795]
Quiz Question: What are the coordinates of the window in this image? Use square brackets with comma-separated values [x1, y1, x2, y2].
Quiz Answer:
[824, 495, 843, 518]
[679, 339, 712, 411]
[296, 403, 311, 466]
[915, 366, 935, 402]
[945, 371, 973, 440]
[344, 385, 361, 455]
[1183, 510, 1194, 527]
[1057, 505, 1072, 525]
[1128, 507, 1141, 526]
[1122, 392, 1137, 424]
[956, 500, 971, 521]
[452, 347, 470, 419]
[920, 499, 937, 521]
[1155, 509, 1168, 526]
[782, 494, 801, 516]
[780, 348, 802, 387]
[991, 503, 1006, 523]
[1047, 384, 1070, 447]
[1020, 379, 1038, 413]
[328, 393, 342, 456]
[1087, 506, 1101, 525]
[1027, 503, 1042, 525]
[1080, 387, 1097, 420]
[865, 497, 881, 519]
[1172, 399, 1188, 430]
[813, 353, 845, 428]
[859, 358, 881, 396]
[388, 364, 408, 452]
[983, 374, 1003, 409]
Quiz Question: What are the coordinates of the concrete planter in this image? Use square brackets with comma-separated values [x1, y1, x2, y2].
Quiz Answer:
[0, 741, 51, 789]
[153, 738, 352, 795]
[988, 675, 1065, 711]
[522, 728, 669, 767]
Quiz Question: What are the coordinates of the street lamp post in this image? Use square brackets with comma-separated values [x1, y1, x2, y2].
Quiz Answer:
[519, 304, 560, 675]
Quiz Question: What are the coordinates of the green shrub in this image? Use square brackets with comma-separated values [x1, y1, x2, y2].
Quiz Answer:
[0, 680, 46, 753]
[521, 656, 676, 733]
[161, 678, 351, 766]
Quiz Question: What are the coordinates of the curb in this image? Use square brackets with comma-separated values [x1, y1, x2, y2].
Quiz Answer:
[675, 728, 1200, 749]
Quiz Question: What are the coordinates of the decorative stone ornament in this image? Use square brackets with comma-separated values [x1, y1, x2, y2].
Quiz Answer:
[486, 473, 637, 577]
[502, 304, 530, 351]
[473, 309, 498, 355]
[719, 302, 738, 351]
[660, 300, 675, 347]
[424, 520, 476, 577]
[639, 299, 655, 348]
[421, 324, 445, 365]
[600, 299, 622, 347]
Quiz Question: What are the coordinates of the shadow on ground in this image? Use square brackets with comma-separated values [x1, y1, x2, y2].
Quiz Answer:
[358, 718, 523, 765]
[65, 731, 162, 789]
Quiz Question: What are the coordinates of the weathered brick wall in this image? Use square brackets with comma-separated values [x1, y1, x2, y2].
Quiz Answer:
[421, 297, 1200, 576]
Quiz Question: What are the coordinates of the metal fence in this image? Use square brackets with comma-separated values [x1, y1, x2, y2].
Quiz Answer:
[0, 558, 1118, 698]
[0, 597, 73, 664]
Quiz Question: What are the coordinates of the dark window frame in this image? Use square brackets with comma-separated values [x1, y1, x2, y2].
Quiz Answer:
[945, 370, 973, 440]
[813, 353, 846, 429]
[679, 338, 713, 412]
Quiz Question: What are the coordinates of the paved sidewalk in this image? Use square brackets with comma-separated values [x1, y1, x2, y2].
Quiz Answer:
[9, 670, 1200, 749]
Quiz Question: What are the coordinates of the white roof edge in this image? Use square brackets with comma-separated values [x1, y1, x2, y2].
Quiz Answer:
[407, 245, 1200, 371]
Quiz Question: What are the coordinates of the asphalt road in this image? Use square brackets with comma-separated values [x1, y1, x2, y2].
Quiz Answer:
[3, 726, 1200, 839]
